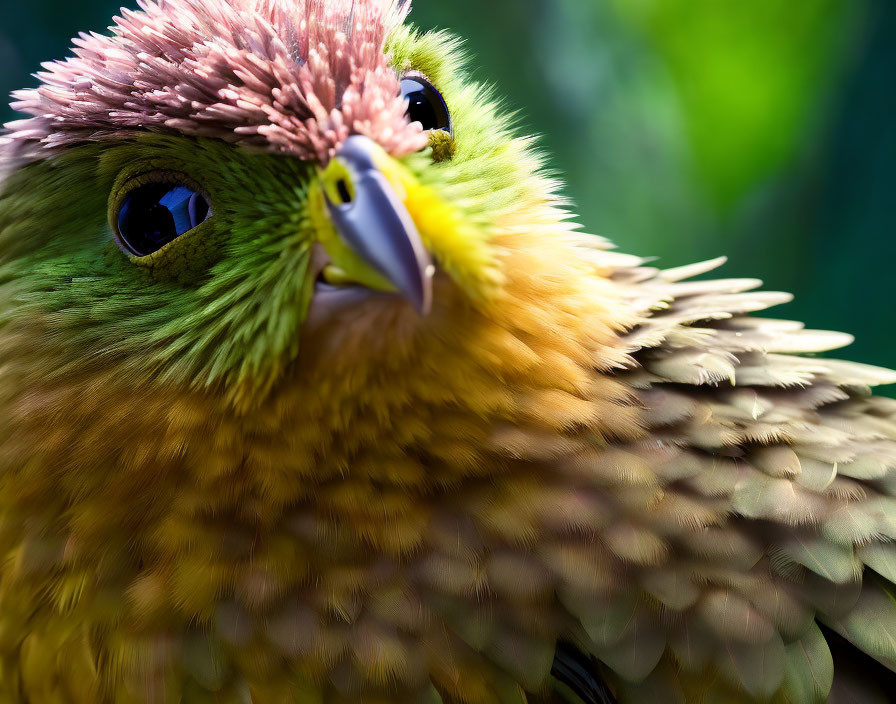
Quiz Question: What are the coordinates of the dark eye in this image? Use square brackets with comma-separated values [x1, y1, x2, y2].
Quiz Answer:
[116, 181, 211, 256]
[401, 74, 451, 133]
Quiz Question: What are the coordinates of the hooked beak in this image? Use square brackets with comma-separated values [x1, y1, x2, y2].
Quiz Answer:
[321, 135, 434, 314]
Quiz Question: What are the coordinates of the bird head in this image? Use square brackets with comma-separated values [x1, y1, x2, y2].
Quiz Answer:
[0, 0, 637, 528]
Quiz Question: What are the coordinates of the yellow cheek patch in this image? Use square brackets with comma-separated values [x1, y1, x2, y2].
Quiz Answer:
[370, 148, 503, 303]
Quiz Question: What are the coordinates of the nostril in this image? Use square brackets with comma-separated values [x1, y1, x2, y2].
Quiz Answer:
[336, 179, 352, 205]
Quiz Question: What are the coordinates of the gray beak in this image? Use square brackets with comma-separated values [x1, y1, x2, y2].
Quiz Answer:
[324, 135, 434, 314]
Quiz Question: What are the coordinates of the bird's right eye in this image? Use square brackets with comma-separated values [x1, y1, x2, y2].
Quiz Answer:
[115, 180, 211, 257]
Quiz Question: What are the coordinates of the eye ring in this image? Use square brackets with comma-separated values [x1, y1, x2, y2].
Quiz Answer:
[400, 71, 452, 134]
[111, 171, 212, 258]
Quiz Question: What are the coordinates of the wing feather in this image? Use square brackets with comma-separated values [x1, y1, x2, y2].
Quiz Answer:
[558, 249, 896, 701]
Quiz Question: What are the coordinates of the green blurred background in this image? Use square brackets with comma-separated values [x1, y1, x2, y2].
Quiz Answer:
[1, 0, 894, 372]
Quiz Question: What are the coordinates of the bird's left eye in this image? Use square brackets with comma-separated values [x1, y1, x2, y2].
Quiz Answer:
[401, 73, 451, 133]
[115, 181, 211, 257]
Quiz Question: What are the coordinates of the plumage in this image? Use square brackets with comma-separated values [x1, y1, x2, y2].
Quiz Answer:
[1, 0, 896, 702]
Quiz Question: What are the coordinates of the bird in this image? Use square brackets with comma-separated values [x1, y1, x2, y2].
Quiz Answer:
[1, 0, 895, 702]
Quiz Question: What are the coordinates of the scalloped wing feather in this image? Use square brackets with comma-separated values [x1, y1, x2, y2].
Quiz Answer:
[558, 250, 896, 703]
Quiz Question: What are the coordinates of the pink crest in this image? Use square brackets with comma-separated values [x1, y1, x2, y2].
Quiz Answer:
[1, 0, 426, 164]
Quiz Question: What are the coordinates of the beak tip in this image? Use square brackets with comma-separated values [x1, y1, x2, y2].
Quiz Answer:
[417, 265, 435, 316]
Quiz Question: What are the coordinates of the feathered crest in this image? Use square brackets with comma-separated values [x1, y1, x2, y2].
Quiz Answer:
[0, 0, 424, 165]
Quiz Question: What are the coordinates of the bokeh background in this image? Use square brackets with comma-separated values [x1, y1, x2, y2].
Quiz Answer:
[1, 0, 894, 373]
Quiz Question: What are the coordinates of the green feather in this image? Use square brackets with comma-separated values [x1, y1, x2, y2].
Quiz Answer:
[780, 623, 834, 704]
